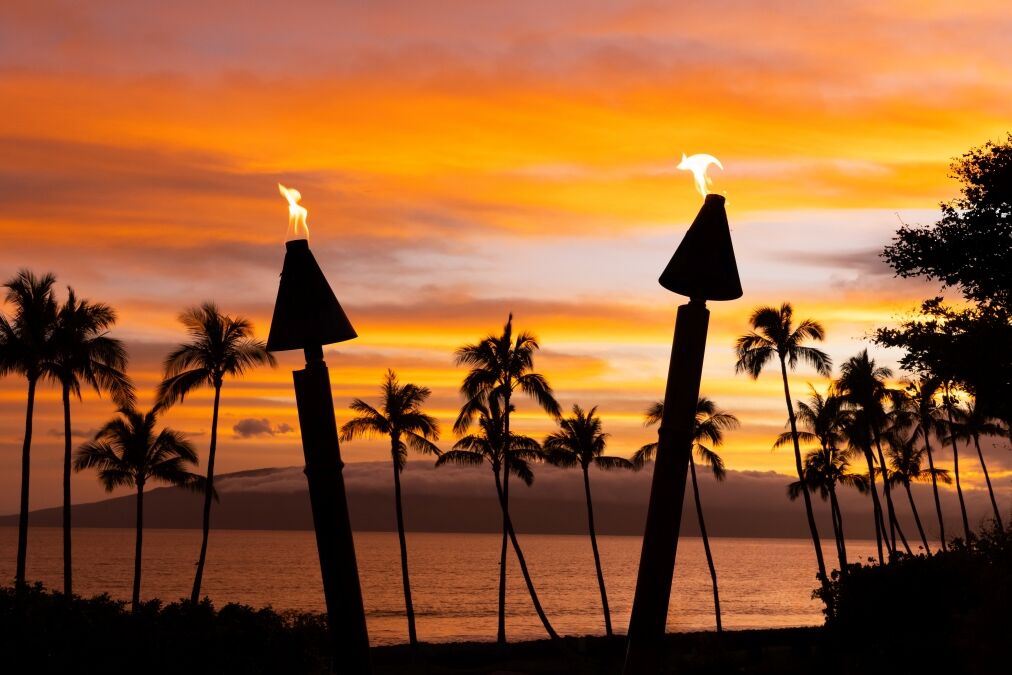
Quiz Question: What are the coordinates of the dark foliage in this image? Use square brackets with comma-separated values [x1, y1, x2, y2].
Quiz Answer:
[877, 134, 1012, 423]
[875, 298, 1012, 423]
[0, 585, 330, 675]
[818, 524, 1012, 673]
[882, 133, 1012, 311]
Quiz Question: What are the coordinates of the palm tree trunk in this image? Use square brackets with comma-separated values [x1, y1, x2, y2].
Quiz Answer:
[191, 383, 222, 604]
[689, 456, 721, 633]
[828, 484, 848, 570]
[132, 481, 145, 613]
[892, 506, 913, 555]
[904, 482, 931, 554]
[492, 470, 559, 640]
[15, 376, 38, 590]
[861, 446, 887, 563]
[779, 360, 831, 597]
[391, 454, 418, 646]
[495, 466, 508, 645]
[921, 427, 947, 551]
[500, 392, 512, 644]
[582, 465, 613, 636]
[973, 433, 1003, 529]
[872, 430, 900, 553]
[62, 383, 73, 596]
[945, 407, 972, 541]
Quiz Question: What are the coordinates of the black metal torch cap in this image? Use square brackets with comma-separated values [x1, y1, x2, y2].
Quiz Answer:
[658, 193, 743, 301]
[266, 239, 358, 352]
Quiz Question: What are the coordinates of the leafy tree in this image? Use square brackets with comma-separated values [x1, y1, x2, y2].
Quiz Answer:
[436, 399, 555, 642]
[635, 397, 737, 633]
[156, 302, 275, 604]
[47, 288, 135, 595]
[883, 133, 1012, 312]
[74, 408, 205, 611]
[0, 270, 57, 589]
[879, 134, 1012, 424]
[735, 303, 833, 594]
[339, 370, 440, 646]
[543, 405, 632, 636]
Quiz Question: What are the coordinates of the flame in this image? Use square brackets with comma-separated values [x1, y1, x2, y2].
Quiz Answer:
[677, 153, 724, 198]
[278, 183, 309, 241]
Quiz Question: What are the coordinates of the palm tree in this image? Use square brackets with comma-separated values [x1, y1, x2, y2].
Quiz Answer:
[0, 270, 57, 589]
[453, 313, 561, 642]
[899, 377, 948, 550]
[950, 396, 1007, 529]
[836, 350, 905, 559]
[339, 370, 440, 647]
[786, 448, 867, 571]
[839, 408, 883, 560]
[734, 303, 833, 591]
[543, 405, 632, 637]
[436, 399, 556, 642]
[156, 302, 276, 604]
[47, 288, 135, 596]
[74, 408, 204, 611]
[939, 386, 972, 541]
[882, 428, 951, 554]
[775, 387, 857, 570]
[633, 397, 738, 633]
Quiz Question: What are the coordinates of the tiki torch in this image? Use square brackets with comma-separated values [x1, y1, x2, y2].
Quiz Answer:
[624, 155, 742, 674]
[267, 185, 371, 673]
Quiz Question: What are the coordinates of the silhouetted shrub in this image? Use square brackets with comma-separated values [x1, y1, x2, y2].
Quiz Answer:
[819, 523, 1011, 673]
[0, 584, 330, 674]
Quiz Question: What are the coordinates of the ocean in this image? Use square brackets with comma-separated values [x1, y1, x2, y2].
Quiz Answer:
[1, 526, 875, 645]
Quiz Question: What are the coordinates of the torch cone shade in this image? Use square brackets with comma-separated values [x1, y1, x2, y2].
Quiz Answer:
[266, 239, 357, 352]
[659, 193, 743, 301]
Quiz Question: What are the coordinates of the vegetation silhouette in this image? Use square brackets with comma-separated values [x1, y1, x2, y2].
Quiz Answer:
[73, 407, 206, 611]
[949, 396, 1007, 529]
[436, 398, 557, 642]
[836, 350, 912, 558]
[543, 404, 633, 637]
[878, 134, 1012, 426]
[634, 397, 738, 633]
[939, 386, 973, 541]
[734, 303, 833, 599]
[881, 427, 950, 554]
[896, 377, 949, 550]
[156, 302, 276, 605]
[776, 387, 864, 571]
[340, 369, 441, 647]
[449, 313, 561, 643]
[48, 287, 135, 596]
[0, 270, 57, 590]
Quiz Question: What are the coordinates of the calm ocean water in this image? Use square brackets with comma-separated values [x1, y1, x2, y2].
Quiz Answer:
[0, 526, 875, 645]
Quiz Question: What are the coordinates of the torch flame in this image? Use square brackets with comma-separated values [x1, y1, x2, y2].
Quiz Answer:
[278, 183, 309, 241]
[677, 153, 723, 198]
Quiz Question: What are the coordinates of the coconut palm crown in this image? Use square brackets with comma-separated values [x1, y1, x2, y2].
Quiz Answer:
[74, 407, 205, 611]
[339, 369, 440, 647]
[0, 270, 58, 589]
[156, 301, 276, 605]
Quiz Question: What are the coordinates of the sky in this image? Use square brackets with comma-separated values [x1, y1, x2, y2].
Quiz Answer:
[1, 0, 1010, 513]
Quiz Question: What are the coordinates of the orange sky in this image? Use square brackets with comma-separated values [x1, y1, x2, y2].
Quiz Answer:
[2, 0, 1011, 512]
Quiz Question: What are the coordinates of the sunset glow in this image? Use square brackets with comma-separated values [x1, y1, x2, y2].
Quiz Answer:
[1, 0, 1010, 513]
